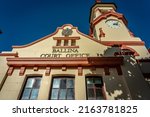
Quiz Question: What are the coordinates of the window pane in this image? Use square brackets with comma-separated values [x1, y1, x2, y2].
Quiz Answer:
[51, 89, 59, 100]
[67, 89, 74, 100]
[60, 79, 66, 89]
[87, 88, 94, 99]
[21, 89, 31, 100]
[94, 78, 102, 84]
[64, 40, 68, 46]
[30, 89, 39, 100]
[95, 84, 101, 88]
[87, 78, 93, 84]
[25, 78, 34, 88]
[34, 79, 41, 88]
[87, 84, 94, 88]
[71, 40, 76, 46]
[59, 89, 67, 100]
[57, 40, 61, 46]
[53, 79, 60, 88]
[67, 79, 74, 88]
[96, 89, 104, 100]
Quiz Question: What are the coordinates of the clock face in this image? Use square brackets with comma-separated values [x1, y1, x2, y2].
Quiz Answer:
[105, 19, 121, 29]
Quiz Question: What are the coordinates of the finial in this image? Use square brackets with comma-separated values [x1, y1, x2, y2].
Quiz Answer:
[96, 0, 101, 3]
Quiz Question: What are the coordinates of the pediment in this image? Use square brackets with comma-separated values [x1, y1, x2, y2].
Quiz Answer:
[12, 24, 108, 58]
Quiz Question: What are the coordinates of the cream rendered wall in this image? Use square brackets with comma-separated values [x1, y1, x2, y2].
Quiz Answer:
[0, 68, 47, 100]
[0, 67, 87, 100]
[93, 7, 114, 20]
[12, 27, 108, 57]
[0, 56, 8, 90]
[36, 68, 86, 100]
[128, 45, 150, 59]
[0, 69, 24, 100]
[95, 16, 141, 41]
[0, 66, 117, 100]
[97, 7, 114, 10]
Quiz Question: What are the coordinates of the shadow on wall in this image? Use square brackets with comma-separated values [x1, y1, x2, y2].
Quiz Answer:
[103, 46, 150, 99]
[88, 46, 150, 100]
[87, 46, 131, 100]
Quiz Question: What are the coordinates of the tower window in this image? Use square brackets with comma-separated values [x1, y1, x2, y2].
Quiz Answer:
[20, 76, 42, 100]
[86, 76, 105, 100]
[50, 77, 74, 100]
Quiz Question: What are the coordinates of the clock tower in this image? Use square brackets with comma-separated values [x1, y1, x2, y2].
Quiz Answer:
[90, 1, 140, 42]
[89, 0, 150, 59]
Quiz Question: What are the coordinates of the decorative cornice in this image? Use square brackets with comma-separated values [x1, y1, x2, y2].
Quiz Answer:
[53, 37, 80, 40]
[7, 57, 123, 67]
[52, 46, 79, 48]
[100, 41, 145, 46]
[0, 52, 18, 57]
[92, 11, 128, 26]
[121, 45, 140, 56]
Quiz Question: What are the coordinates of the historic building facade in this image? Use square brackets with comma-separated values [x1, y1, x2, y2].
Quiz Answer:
[0, 1, 150, 100]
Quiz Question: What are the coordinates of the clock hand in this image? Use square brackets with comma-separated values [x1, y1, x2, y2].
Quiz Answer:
[113, 22, 119, 25]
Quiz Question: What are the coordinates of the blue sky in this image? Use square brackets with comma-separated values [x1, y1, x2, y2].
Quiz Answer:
[0, 0, 150, 52]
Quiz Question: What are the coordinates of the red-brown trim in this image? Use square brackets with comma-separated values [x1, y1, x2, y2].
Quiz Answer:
[7, 67, 14, 76]
[102, 85, 107, 100]
[95, 8, 102, 13]
[12, 24, 76, 49]
[75, 27, 145, 47]
[61, 24, 75, 29]
[99, 28, 105, 38]
[121, 45, 140, 56]
[78, 67, 83, 76]
[33, 67, 38, 71]
[7, 57, 123, 67]
[45, 67, 51, 76]
[101, 41, 145, 46]
[0, 52, 18, 57]
[12, 31, 58, 48]
[53, 37, 80, 40]
[90, 3, 117, 23]
[52, 46, 79, 48]
[62, 66, 67, 71]
[116, 66, 122, 75]
[92, 11, 128, 26]
[11, 24, 103, 49]
[19, 67, 26, 76]
[104, 67, 110, 75]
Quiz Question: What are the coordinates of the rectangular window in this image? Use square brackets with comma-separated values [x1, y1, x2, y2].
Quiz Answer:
[71, 40, 76, 46]
[64, 40, 69, 46]
[21, 76, 42, 100]
[56, 40, 61, 46]
[50, 76, 74, 100]
[86, 76, 104, 100]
